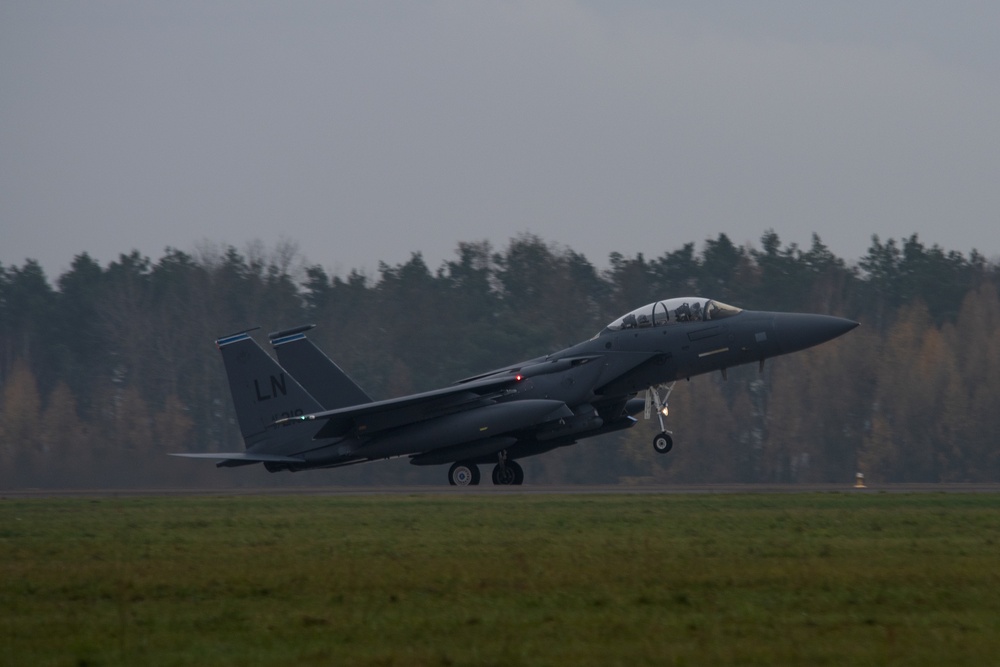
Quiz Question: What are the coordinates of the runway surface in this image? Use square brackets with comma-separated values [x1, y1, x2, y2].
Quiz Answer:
[4, 483, 1000, 499]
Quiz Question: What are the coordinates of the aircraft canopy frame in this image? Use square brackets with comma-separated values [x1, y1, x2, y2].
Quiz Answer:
[601, 297, 742, 334]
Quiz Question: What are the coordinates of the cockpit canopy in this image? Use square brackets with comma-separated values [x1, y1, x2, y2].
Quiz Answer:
[601, 297, 742, 335]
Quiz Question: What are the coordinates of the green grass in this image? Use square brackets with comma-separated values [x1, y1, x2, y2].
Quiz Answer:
[2, 493, 1000, 666]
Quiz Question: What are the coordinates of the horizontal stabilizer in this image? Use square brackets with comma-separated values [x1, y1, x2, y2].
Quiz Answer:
[169, 452, 306, 463]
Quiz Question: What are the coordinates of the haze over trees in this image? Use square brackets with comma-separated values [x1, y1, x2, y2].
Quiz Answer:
[1, 232, 997, 488]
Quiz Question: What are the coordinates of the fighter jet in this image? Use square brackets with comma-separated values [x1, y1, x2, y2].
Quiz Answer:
[172, 297, 857, 485]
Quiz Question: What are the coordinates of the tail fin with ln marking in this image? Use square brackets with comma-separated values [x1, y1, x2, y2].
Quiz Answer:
[216, 329, 324, 448]
[170, 328, 324, 466]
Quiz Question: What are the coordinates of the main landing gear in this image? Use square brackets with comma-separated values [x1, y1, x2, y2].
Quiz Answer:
[447, 451, 524, 486]
[491, 450, 524, 485]
[448, 461, 480, 486]
[646, 382, 675, 455]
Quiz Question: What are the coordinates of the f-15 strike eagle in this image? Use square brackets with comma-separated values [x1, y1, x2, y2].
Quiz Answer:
[172, 297, 857, 485]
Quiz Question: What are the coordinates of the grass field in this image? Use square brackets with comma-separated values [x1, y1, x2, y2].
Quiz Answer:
[2, 492, 999, 666]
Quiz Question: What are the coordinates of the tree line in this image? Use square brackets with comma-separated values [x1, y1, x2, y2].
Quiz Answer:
[1, 231, 997, 488]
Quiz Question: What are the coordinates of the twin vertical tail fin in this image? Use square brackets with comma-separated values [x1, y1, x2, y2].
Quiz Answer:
[269, 325, 373, 410]
[216, 330, 324, 448]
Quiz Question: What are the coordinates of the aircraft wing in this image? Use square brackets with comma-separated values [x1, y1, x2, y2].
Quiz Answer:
[452, 355, 548, 384]
[274, 373, 523, 439]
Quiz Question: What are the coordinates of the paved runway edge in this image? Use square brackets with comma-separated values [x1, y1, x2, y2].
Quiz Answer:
[4, 483, 1000, 498]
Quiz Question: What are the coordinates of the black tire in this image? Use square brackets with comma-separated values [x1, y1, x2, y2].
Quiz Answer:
[653, 432, 673, 454]
[492, 462, 520, 485]
[511, 460, 524, 485]
[448, 461, 480, 486]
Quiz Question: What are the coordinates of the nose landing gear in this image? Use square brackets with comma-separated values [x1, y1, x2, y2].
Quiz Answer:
[645, 382, 675, 455]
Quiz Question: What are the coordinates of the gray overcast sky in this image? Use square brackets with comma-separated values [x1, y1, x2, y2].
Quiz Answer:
[3, 1, 999, 279]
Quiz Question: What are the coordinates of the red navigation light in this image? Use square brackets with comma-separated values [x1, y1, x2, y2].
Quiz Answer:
[515, 374, 523, 381]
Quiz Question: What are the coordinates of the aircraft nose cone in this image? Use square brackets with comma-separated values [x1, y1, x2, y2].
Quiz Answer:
[772, 313, 859, 354]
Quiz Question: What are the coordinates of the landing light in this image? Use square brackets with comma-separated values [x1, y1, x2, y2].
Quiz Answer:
[661, 406, 669, 417]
